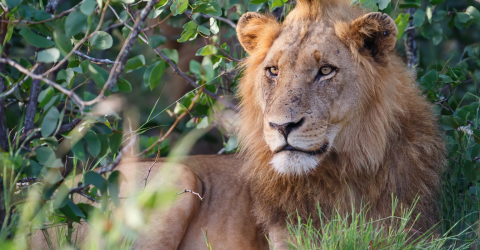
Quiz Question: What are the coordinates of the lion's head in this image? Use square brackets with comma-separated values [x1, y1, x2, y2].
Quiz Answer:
[236, 0, 399, 175]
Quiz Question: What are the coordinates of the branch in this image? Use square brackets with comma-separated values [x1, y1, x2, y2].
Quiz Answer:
[108, 5, 148, 44]
[405, 8, 418, 70]
[74, 51, 117, 65]
[105, 0, 161, 91]
[98, 133, 138, 175]
[153, 48, 238, 111]
[177, 189, 206, 201]
[24, 62, 44, 132]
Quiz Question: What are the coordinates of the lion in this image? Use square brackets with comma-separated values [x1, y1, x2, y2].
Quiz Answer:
[32, 0, 445, 249]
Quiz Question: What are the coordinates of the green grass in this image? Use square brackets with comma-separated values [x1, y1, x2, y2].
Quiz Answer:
[283, 197, 477, 250]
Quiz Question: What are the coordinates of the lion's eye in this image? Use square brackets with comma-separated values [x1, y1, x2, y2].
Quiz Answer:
[268, 67, 279, 76]
[320, 66, 333, 75]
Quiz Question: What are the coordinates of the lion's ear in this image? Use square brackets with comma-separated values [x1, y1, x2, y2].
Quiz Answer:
[337, 12, 398, 64]
[237, 12, 277, 54]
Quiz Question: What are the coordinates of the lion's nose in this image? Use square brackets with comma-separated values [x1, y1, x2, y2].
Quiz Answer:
[269, 117, 305, 139]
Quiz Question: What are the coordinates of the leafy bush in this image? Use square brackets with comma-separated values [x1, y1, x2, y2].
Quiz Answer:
[0, 0, 478, 249]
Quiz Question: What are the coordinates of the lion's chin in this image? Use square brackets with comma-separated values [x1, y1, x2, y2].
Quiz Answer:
[269, 151, 319, 175]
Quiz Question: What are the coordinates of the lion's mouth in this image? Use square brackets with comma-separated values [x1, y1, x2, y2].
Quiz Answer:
[276, 142, 329, 155]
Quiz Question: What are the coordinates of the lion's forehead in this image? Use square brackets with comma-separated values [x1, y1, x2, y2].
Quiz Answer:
[265, 22, 349, 70]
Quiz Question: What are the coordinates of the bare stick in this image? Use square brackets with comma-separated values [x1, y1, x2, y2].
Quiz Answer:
[24, 63, 44, 132]
[144, 149, 160, 188]
[74, 51, 118, 65]
[405, 8, 418, 70]
[177, 189, 206, 201]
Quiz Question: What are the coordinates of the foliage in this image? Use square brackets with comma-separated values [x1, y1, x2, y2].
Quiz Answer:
[0, 0, 478, 249]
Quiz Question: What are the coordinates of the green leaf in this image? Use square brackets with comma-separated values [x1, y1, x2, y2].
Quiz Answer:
[37, 48, 60, 63]
[177, 21, 198, 43]
[439, 74, 453, 83]
[109, 132, 123, 153]
[171, 0, 188, 16]
[108, 171, 124, 206]
[457, 12, 472, 23]
[5, 0, 21, 9]
[90, 31, 113, 50]
[190, 60, 202, 76]
[36, 147, 55, 165]
[251, 0, 268, 4]
[429, 0, 445, 4]
[269, 0, 288, 11]
[420, 70, 438, 86]
[473, 129, 480, 144]
[359, 0, 378, 12]
[197, 25, 210, 36]
[466, 6, 480, 24]
[376, 0, 390, 10]
[193, 3, 218, 15]
[195, 45, 215, 56]
[72, 141, 86, 162]
[19, 28, 55, 48]
[394, 13, 410, 39]
[38, 87, 55, 108]
[225, 136, 238, 153]
[53, 184, 70, 209]
[81, 0, 97, 15]
[210, 18, 219, 35]
[59, 201, 81, 223]
[85, 130, 101, 157]
[162, 48, 179, 64]
[65, 11, 88, 37]
[432, 34, 442, 46]
[118, 78, 132, 93]
[148, 35, 167, 49]
[88, 63, 109, 88]
[446, 66, 466, 82]
[84, 171, 107, 194]
[54, 20, 73, 56]
[144, 61, 166, 90]
[413, 9, 425, 28]
[41, 107, 60, 138]
[125, 54, 145, 72]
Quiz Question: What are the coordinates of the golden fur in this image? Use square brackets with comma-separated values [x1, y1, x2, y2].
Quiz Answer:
[237, 0, 445, 235]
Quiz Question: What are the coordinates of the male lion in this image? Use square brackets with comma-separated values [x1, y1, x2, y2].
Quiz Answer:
[33, 0, 445, 249]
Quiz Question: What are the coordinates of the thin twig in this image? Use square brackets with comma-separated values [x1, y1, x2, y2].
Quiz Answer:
[15, 119, 81, 149]
[108, 5, 148, 44]
[144, 149, 160, 188]
[177, 189, 206, 201]
[78, 192, 98, 202]
[74, 51, 118, 64]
